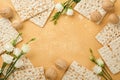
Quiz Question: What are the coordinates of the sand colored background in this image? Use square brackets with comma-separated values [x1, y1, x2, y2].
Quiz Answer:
[0, 0, 120, 80]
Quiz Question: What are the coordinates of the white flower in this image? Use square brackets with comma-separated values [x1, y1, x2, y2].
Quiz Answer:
[55, 3, 64, 12]
[14, 59, 24, 68]
[13, 48, 21, 57]
[66, 8, 74, 16]
[21, 44, 30, 53]
[1, 54, 13, 64]
[3, 43, 14, 52]
[93, 65, 102, 74]
[96, 58, 104, 67]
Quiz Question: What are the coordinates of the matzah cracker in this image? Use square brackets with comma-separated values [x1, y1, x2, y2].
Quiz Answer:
[98, 46, 120, 74]
[109, 36, 120, 53]
[30, 0, 54, 27]
[96, 16, 120, 45]
[74, 0, 115, 24]
[62, 61, 100, 80]
[11, 0, 48, 21]
[18, 57, 34, 70]
[0, 18, 22, 54]
[8, 67, 46, 80]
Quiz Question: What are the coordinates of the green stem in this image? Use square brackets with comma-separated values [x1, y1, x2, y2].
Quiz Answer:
[103, 67, 112, 80]
[0, 63, 7, 75]
[102, 74, 108, 80]
[102, 70, 110, 80]
[4, 52, 23, 80]
[4, 67, 15, 80]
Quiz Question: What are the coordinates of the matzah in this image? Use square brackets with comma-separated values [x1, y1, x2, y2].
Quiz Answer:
[62, 61, 100, 80]
[11, 0, 48, 21]
[74, 0, 115, 24]
[98, 46, 120, 74]
[0, 18, 22, 54]
[30, 0, 54, 27]
[109, 36, 120, 53]
[3, 57, 34, 76]
[8, 67, 46, 80]
[18, 57, 34, 70]
[96, 16, 120, 45]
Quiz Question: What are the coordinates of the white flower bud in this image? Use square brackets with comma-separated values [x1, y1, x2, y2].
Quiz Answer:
[3, 43, 14, 52]
[66, 8, 74, 16]
[13, 48, 21, 57]
[21, 44, 30, 53]
[93, 65, 102, 74]
[96, 58, 104, 67]
[55, 3, 64, 12]
[14, 59, 24, 68]
[1, 54, 13, 64]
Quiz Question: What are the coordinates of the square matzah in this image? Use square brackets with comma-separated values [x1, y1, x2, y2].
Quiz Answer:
[30, 0, 54, 27]
[74, 0, 115, 24]
[98, 46, 120, 74]
[8, 67, 46, 80]
[96, 16, 120, 45]
[11, 0, 48, 21]
[62, 61, 100, 80]
[0, 18, 22, 54]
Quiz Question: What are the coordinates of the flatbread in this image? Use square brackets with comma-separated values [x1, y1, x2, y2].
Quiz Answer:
[74, 0, 115, 24]
[8, 67, 46, 80]
[11, 0, 48, 21]
[96, 16, 120, 45]
[62, 61, 100, 80]
[0, 18, 22, 54]
[98, 46, 120, 74]
[30, 0, 54, 27]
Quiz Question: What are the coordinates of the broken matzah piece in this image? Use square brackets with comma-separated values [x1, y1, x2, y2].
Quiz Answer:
[11, 0, 48, 21]
[8, 67, 46, 80]
[96, 16, 120, 45]
[0, 18, 22, 54]
[62, 61, 100, 80]
[74, 0, 115, 24]
[30, 0, 54, 27]
[98, 46, 120, 74]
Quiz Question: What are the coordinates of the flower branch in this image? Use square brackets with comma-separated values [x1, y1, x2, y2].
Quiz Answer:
[52, 0, 81, 24]
[89, 49, 112, 80]
[0, 33, 35, 80]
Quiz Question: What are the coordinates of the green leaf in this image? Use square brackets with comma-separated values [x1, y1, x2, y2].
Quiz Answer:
[73, 0, 81, 3]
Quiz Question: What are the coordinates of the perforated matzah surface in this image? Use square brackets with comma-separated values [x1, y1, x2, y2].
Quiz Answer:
[30, 0, 54, 27]
[62, 61, 100, 80]
[8, 67, 46, 80]
[0, 18, 22, 54]
[11, 0, 48, 21]
[98, 46, 120, 74]
[74, 0, 115, 24]
[96, 16, 120, 45]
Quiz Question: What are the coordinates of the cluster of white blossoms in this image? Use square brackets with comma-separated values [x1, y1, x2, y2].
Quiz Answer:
[55, 3, 74, 16]
[1, 43, 30, 68]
